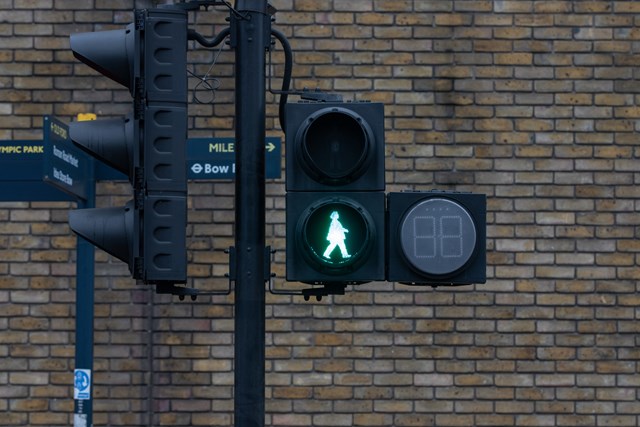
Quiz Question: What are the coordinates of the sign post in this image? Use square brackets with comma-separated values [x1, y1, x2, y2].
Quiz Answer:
[231, 1, 271, 426]
[43, 115, 96, 427]
[0, 117, 97, 427]
[71, 188, 95, 427]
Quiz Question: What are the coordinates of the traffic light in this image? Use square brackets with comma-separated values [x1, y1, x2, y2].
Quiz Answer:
[285, 101, 385, 284]
[387, 191, 486, 286]
[68, 8, 188, 284]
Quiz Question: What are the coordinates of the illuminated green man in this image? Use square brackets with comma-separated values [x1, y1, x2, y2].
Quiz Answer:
[323, 211, 351, 259]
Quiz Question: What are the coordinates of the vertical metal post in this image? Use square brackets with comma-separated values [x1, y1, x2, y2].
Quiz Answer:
[231, 1, 270, 426]
[73, 172, 96, 427]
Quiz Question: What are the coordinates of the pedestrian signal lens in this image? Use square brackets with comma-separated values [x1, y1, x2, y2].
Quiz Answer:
[297, 108, 373, 185]
[298, 200, 373, 272]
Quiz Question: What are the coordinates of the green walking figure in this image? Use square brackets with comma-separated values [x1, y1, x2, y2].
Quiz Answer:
[323, 211, 351, 259]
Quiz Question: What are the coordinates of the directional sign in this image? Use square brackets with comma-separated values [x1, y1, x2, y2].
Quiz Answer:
[43, 116, 92, 200]
[4, 119, 282, 198]
[187, 137, 281, 180]
[0, 139, 75, 202]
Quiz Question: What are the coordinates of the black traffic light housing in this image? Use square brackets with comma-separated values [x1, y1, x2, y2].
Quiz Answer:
[285, 101, 385, 285]
[68, 8, 188, 285]
[285, 102, 385, 192]
[387, 191, 486, 286]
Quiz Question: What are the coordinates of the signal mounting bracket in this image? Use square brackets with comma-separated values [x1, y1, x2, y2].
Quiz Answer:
[173, 1, 230, 11]
[155, 283, 199, 301]
[266, 249, 357, 301]
[301, 283, 346, 301]
[300, 88, 343, 103]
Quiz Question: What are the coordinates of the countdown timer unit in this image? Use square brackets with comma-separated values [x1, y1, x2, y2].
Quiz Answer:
[387, 191, 486, 286]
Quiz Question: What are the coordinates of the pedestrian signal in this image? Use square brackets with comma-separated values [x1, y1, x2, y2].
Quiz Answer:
[322, 210, 353, 261]
[285, 101, 385, 285]
[287, 192, 384, 284]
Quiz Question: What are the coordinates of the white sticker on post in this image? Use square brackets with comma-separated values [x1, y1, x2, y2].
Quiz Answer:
[73, 369, 91, 400]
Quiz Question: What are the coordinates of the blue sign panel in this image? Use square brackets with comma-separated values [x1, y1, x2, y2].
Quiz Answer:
[187, 137, 281, 180]
[2, 118, 282, 196]
[95, 136, 282, 181]
[42, 116, 92, 200]
[0, 139, 75, 202]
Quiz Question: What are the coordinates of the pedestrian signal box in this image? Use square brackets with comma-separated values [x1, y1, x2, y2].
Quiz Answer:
[285, 101, 385, 284]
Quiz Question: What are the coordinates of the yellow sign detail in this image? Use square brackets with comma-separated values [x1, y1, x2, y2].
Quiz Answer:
[50, 121, 68, 140]
[209, 142, 234, 153]
[77, 113, 97, 122]
[0, 145, 44, 154]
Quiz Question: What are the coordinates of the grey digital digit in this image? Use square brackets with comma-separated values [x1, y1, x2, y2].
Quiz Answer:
[399, 198, 477, 276]
[440, 215, 463, 258]
[414, 216, 436, 258]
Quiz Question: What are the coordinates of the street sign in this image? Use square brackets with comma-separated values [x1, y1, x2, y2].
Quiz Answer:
[94, 137, 282, 181]
[0, 139, 75, 202]
[187, 137, 281, 180]
[43, 116, 92, 200]
[3, 118, 283, 192]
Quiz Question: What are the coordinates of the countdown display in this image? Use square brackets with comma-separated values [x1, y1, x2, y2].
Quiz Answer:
[399, 198, 477, 276]
[387, 191, 486, 286]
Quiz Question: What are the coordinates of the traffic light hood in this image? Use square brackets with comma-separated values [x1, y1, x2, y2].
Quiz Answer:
[70, 23, 138, 93]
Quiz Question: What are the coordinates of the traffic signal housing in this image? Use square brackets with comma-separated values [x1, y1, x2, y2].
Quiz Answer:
[285, 102, 384, 192]
[285, 101, 386, 284]
[387, 191, 486, 286]
[68, 8, 188, 284]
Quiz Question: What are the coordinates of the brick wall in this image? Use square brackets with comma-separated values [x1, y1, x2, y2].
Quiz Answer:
[1, 1, 639, 426]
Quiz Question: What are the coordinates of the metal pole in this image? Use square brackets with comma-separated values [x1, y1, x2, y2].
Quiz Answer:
[231, 1, 270, 426]
[73, 172, 96, 427]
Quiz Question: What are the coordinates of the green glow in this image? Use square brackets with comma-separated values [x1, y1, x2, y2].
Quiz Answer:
[302, 201, 369, 268]
[322, 211, 351, 259]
